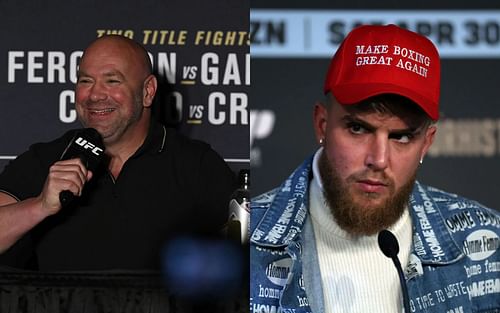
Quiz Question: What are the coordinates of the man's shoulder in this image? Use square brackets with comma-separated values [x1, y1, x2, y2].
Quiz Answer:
[0, 129, 81, 200]
[417, 182, 497, 216]
[249, 188, 279, 232]
[249, 158, 314, 238]
[164, 127, 211, 155]
[251, 188, 280, 209]
[13, 129, 79, 165]
[163, 127, 231, 172]
[161, 127, 234, 184]
[415, 183, 499, 243]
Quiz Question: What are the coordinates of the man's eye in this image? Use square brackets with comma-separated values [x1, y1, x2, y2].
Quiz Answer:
[348, 123, 366, 135]
[391, 133, 413, 144]
[77, 78, 91, 84]
[108, 79, 121, 84]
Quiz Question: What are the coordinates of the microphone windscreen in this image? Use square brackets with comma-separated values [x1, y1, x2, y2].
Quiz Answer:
[228, 199, 249, 243]
[378, 229, 400, 259]
[58, 128, 105, 207]
[60, 128, 105, 171]
[227, 219, 242, 243]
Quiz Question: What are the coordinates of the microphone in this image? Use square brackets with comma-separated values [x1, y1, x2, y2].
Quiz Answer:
[227, 169, 250, 244]
[226, 219, 243, 243]
[378, 229, 411, 313]
[59, 128, 105, 207]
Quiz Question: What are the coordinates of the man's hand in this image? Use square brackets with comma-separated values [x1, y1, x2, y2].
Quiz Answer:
[36, 158, 93, 216]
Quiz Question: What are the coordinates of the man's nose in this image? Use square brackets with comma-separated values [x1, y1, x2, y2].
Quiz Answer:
[365, 135, 389, 171]
[89, 82, 107, 102]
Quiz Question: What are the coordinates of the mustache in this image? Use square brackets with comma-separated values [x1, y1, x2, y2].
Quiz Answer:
[347, 170, 394, 186]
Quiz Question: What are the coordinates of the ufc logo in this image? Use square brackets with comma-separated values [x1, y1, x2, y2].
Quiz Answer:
[75, 137, 104, 156]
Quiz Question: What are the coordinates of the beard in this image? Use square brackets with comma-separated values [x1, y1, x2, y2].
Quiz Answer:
[318, 151, 416, 236]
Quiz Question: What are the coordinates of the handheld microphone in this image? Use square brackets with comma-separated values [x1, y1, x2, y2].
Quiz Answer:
[59, 128, 105, 207]
[378, 229, 411, 313]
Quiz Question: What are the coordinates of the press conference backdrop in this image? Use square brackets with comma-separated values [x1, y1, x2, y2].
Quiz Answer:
[0, 0, 249, 175]
[251, 1, 500, 210]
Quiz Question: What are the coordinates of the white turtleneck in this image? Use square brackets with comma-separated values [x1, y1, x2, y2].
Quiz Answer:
[310, 148, 412, 313]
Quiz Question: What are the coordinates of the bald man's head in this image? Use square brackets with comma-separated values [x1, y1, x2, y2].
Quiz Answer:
[80, 35, 153, 78]
[75, 35, 158, 145]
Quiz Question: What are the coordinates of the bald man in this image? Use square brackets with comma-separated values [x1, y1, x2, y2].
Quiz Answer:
[0, 36, 235, 270]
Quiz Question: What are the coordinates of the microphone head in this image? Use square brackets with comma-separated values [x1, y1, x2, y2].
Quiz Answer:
[60, 128, 105, 171]
[227, 219, 242, 243]
[378, 229, 400, 259]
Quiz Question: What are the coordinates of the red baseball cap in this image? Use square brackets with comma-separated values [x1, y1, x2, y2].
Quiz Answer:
[324, 24, 440, 120]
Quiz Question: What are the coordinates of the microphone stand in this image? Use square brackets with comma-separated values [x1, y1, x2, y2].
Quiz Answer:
[391, 252, 410, 313]
[378, 230, 411, 313]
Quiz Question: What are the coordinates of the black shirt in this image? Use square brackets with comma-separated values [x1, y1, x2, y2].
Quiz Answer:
[0, 121, 235, 271]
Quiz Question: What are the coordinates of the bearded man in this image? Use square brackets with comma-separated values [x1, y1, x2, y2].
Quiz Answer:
[250, 24, 499, 313]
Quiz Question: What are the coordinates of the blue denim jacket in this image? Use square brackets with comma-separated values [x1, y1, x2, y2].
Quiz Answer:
[250, 155, 500, 313]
